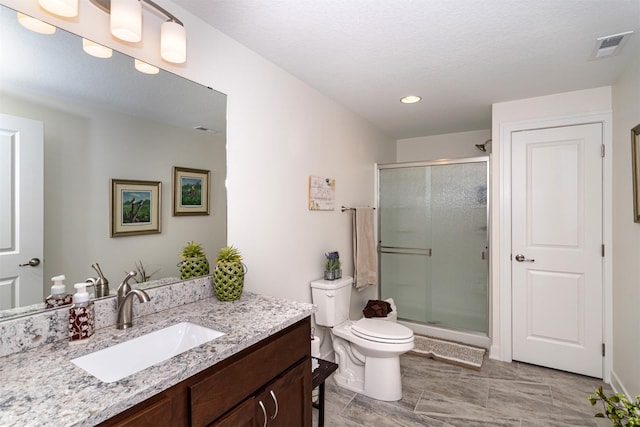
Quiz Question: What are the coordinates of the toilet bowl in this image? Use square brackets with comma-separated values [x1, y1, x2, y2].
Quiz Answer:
[310, 276, 414, 401]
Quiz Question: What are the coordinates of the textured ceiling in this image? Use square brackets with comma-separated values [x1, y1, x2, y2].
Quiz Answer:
[173, 0, 640, 139]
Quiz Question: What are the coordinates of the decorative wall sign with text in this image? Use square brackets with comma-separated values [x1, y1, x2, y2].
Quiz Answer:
[309, 175, 335, 211]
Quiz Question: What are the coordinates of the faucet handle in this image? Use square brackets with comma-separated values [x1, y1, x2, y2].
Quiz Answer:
[118, 271, 137, 293]
[91, 263, 109, 285]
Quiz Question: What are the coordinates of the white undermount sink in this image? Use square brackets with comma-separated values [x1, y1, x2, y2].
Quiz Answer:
[71, 322, 225, 383]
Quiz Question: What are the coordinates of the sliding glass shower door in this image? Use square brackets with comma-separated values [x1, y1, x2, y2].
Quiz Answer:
[378, 158, 488, 334]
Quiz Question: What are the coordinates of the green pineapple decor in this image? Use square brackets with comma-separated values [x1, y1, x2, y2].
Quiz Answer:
[179, 241, 210, 280]
[213, 246, 246, 301]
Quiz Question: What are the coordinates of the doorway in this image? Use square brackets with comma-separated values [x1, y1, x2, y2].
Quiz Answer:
[510, 122, 604, 378]
[0, 114, 44, 310]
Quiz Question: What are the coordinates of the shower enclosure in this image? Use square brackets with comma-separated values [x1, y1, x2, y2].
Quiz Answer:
[377, 157, 489, 344]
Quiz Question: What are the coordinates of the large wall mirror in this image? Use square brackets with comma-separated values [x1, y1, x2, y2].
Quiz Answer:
[0, 4, 227, 320]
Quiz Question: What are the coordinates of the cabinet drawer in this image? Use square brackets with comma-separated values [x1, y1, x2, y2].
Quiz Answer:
[190, 318, 310, 427]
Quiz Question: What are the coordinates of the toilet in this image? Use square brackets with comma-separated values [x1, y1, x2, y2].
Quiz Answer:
[310, 276, 414, 401]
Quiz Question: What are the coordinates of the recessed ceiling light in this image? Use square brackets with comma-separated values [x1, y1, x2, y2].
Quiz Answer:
[401, 95, 422, 104]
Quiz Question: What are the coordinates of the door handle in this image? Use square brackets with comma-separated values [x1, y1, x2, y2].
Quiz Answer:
[514, 254, 535, 263]
[19, 257, 41, 267]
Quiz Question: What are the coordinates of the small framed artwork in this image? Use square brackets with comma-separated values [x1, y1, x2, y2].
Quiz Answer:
[173, 166, 211, 216]
[110, 179, 162, 237]
[632, 124, 640, 223]
[309, 175, 336, 210]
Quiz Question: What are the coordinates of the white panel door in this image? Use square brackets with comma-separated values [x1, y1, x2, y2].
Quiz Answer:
[511, 123, 603, 378]
[0, 114, 43, 310]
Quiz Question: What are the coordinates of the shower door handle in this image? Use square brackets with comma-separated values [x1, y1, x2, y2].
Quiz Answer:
[379, 245, 432, 256]
[514, 254, 535, 263]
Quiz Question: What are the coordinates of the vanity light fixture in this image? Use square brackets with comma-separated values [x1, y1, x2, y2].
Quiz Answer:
[82, 38, 113, 58]
[34, 0, 188, 64]
[17, 12, 56, 34]
[134, 59, 159, 74]
[110, 0, 142, 43]
[400, 95, 422, 104]
[160, 20, 187, 64]
[38, 0, 78, 18]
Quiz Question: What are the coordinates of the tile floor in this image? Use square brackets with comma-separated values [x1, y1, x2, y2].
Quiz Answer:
[313, 354, 613, 427]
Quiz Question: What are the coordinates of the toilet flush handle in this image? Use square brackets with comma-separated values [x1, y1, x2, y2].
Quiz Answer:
[327, 292, 335, 298]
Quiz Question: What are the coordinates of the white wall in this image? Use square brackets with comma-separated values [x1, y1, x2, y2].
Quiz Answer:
[3, 90, 226, 293]
[611, 53, 640, 396]
[397, 129, 491, 162]
[2, 2, 395, 317]
[491, 87, 613, 371]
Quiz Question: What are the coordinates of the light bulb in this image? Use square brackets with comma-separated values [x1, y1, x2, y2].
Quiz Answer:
[161, 21, 187, 64]
[134, 59, 159, 75]
[17, 12, 56, 35]
[400, 95, 422, 104]
[82, 39, 113, 58]
[111, 0, 142, 43]
[38, 0, 78, 18]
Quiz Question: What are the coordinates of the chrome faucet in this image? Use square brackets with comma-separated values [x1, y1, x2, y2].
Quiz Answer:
[116, 271, 151, 330]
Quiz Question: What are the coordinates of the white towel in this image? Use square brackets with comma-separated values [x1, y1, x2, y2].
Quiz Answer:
[353, 207, 378, 291]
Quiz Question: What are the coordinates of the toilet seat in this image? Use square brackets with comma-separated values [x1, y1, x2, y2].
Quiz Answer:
[351, 318, 413, 344]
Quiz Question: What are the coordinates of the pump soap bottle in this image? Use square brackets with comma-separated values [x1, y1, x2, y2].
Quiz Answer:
[69, 283, 95, 344]
[45, 275, 73, 308]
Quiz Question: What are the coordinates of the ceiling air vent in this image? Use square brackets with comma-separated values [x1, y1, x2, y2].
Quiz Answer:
[193, 126, 218, 133]
[591, 31, 634, 59]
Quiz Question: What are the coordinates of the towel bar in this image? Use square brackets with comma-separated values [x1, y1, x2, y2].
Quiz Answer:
[341, 205, 376, 212]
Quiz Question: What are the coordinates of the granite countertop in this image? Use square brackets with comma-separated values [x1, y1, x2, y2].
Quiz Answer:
[0, 292, 315, 427]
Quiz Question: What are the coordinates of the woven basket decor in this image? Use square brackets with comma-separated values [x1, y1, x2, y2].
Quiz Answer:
[214, 261, 246, 301]
[179, 257, 210, 280]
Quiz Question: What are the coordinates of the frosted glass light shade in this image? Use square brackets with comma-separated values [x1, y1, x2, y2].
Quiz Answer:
[17, 12, 56, 35]
[134, 59, 159, 75]
[111, 0, 142, 42]
[82, 39, 113, 58]
[161, 21, 187, 64]
[38, 0, 78, 18]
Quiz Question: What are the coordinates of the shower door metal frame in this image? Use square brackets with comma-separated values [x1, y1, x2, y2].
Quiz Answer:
[376, 156, 490, 336]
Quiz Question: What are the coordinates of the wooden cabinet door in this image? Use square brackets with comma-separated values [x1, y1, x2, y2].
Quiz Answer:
[258, 359, 311, 427]
[210, 397, 258, 427]
[99, 391, 186, 427]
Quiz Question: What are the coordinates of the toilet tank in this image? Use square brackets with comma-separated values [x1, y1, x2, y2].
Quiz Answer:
[310, 276, 353, 327]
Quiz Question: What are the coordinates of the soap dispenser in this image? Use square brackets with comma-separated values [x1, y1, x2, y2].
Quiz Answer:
[69, 283, 95, 344]
[45, 275, 73, 309]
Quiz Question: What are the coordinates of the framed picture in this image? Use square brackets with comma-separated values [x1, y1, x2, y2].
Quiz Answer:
[110, 179, 162, 237]
[632, 124, 640, 223]
[173, 166, 211, 216]
[308, 175, 335, 211]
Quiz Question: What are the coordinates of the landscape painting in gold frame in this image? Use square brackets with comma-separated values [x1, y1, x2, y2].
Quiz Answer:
[173, 166, 211, 216]
[110, 179, 162, 237]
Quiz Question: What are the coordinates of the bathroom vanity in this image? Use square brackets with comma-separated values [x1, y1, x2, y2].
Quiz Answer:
[101, 318, 311, 426]
[0, 281, 315, 426]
